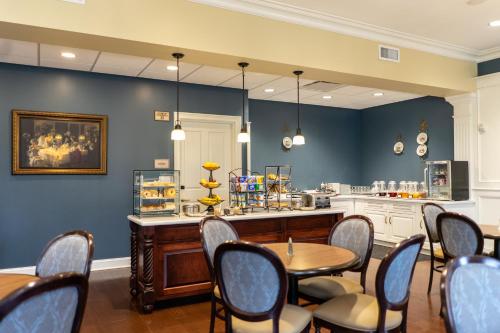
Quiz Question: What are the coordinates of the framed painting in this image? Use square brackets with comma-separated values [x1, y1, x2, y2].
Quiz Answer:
[12, 110, 108, 175]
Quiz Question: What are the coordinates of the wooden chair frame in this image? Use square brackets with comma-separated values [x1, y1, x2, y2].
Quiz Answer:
[421, 203, 447, 294]
[441, 255, 500, 333]
[436, 212, 484, 261]
[200, 216, 239, 333]
[298, 215, 374, 305]
[0, 272, 88, 333]
[313, 234, 425, 333]
[214, 240, 311, 333]
[35, 230, 94, 279]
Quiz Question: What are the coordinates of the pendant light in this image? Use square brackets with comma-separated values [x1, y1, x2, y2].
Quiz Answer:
[171, 53, 186, 141]
[292, 70, 305, 145]
[237, 62, 250, 143]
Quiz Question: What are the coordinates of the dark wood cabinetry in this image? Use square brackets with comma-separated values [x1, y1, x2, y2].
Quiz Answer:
[129, 212, 343, 312]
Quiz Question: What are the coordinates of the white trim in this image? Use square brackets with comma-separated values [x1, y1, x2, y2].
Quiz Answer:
[190, 0, 497, 62]
[0, 257, 131, 275]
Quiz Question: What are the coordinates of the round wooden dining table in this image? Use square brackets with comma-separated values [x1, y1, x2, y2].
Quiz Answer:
[479, 224, 500, 259]
[0, 274, 39, 300]
[264, 242, 359, 305]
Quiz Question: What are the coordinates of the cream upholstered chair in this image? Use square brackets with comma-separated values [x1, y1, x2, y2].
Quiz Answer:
[36, 230, 94, 279]
[421, 203, 447, 294]
[441, 255, 500, 333]
[436, 212, 484, 260]
[0, 272, 88, 333]
[298, 215, 374, 304]
[214, 240, 312, 333]
[200, 216, 240, 333]
[313, 234, 425, 333]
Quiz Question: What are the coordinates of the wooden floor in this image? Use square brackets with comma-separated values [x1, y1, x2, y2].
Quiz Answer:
[81, 258, 445, 333]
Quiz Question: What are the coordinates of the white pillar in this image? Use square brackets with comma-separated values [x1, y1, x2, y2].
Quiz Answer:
[445, 93, 476, 163]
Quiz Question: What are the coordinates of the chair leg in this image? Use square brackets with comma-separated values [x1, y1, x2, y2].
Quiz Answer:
[300, 323, 311, 333]
[313, 318, 321, 333]
[427, 256, 434, 294]
[360, 270, 367, 293]
[209, 295, 216, 333]
[401, 306, 408, 333]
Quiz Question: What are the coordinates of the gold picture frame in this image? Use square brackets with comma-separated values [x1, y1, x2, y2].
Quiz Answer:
[12, 110, 108, 175]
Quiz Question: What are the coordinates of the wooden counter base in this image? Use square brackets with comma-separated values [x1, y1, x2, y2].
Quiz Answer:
[129, 211, 343, 313]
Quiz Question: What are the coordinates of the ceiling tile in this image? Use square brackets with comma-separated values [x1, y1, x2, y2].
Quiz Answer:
[248, 76, 314, 100]
[331, 85, 376, 96]
[181, 65, 240, 86]
[0, 38, 37, 66]
[139, 59, 201, 81]
[40, 44, 99, 71]
[93, 52, 152, 77]
[218, 71, 280, 89]
[269, 88, 320, 103]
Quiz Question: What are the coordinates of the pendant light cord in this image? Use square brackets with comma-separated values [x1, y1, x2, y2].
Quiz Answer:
[242, 65, 246, 126]
[176, 55, 180, 125]
[296, 73, 300, 129]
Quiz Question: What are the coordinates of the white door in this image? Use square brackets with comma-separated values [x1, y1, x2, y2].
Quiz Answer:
[389, 213, 415, 242]
[174, 114, 241, 205]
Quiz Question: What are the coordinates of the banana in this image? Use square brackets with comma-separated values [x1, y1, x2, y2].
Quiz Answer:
[202, 162, 220, 171]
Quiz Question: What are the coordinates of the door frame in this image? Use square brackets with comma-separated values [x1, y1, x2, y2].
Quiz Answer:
[173, 112, 244, 174]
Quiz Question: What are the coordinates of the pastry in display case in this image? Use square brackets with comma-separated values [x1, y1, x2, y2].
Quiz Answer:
[133, 170, 180, 217]
[265, 165, 293, 211]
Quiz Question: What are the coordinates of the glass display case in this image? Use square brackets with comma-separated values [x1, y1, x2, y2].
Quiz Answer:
[229, 168, 266, 213]
[265, 165, 293, 211]
[424, 161, 469, 201]
[133, 170, 180, 217]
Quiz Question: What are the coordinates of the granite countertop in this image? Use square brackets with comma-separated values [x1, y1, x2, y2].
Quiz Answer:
[128, 208, 346, 226]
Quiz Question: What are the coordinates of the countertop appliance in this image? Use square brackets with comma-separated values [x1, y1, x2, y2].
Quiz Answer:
[302, 191, 333, 209]
[425, 160, 469, 201]
[327, 183, 352, 195]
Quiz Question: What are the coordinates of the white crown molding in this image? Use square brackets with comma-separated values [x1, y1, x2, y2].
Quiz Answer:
[477, 46, 500, 62]
[191, 0, 495, 62]
[0, 257, 131, 275]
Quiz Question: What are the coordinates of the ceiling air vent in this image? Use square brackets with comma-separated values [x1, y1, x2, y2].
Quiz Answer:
[379, 45, 400, 62]
[302, 81, 344, 92]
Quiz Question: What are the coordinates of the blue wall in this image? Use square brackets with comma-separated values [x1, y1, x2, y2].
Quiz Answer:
[360, 96, 454, 185]
[478, 58, 500, 76]
[249, 99, 362, 189]
[0, 63, 244, 268]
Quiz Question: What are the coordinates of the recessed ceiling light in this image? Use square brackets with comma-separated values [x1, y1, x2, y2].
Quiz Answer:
[322, 95, 332, 100]
[489, 20, 500, 27]
[264, 88, 274, 93]
[166, 65, 178, 71]
[61, 52, 76, 59]
[373, 92, 384, 97]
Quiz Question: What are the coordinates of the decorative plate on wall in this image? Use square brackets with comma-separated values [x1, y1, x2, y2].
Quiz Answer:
[282, 137, 293, 150]
[416, 144, 428, 157]
[393, 141, 404, 155]
[416, 132, 428, 144]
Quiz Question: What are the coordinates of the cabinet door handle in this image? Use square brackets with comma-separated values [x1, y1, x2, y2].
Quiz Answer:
[384, 216, 387, 224]
[420, 220, 423, 229]
[389, 216, 392, 224]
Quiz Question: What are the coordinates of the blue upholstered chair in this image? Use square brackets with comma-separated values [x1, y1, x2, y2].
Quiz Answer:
[200, 217, 240, 333]
[0, 272, 88, 333]
[436, 212, 484, 260]
[312, 234, 425, 333]
[298, 215, 374, 304]
[36, 231, 94, 279]
[214, 241, 312, 333]
[421, 203, 447, 294]
[441, 256, 500, 333]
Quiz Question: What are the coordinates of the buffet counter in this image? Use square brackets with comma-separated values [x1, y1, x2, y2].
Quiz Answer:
[127, 208, 345, 312]
[333, 194, 475, 206]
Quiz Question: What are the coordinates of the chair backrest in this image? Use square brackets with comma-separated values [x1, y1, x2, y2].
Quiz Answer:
[329, 215, 374, 272]
[200, 216, 239, 275]
[436, 212, 483, 259]
[214, 241, 287, 332]
[36, 231, 94, 279]
[375, 234, 425, 329]
[421, 203, 446, 243]
[0, 272, 88, 333]
[441, 256, 500, 333]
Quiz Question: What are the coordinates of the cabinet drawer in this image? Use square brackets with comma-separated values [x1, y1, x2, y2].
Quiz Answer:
[363, 201, 386, 212]
[388, 203, 416, 213]
[155, 224, 200, 243]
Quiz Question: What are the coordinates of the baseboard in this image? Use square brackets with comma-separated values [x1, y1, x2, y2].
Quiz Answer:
[0, 256, 131, 275]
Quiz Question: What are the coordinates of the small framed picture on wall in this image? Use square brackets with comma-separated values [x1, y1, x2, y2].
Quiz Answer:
[12, 110, 108, 175]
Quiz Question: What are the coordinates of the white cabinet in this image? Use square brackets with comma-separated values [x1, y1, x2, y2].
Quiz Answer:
[365, 211, 389, 240]
[389, 213, 415, 243]
[330, 198, 355, 216]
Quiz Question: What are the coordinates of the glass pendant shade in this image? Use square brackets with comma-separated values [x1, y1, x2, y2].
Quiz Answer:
[237, 128, 250, 143]
[171, 123, 186, 141]
[293, 128, 305, 145]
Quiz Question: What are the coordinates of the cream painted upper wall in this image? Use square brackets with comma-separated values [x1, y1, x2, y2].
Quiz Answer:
[0, 0, 476, 95]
